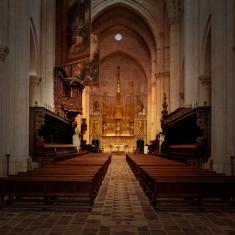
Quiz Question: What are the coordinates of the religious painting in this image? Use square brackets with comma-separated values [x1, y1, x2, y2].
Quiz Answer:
[67, 0, 91, 62]
[69, 33, 99, 85]
[70, 58, 98, 86]
[71, 61, 87, 79]
[55, 0, 91, 65]
[86, 51, 99, 85]
[79, 34, 99, 85]
[88, 33, 99, 85]
[56, 1, 99, 86]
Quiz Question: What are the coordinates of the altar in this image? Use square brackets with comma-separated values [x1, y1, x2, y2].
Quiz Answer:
[101, 136, 135, 153]
[89, 66, 147, 153]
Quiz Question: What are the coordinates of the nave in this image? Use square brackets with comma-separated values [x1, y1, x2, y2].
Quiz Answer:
[1, 155, 235, 235]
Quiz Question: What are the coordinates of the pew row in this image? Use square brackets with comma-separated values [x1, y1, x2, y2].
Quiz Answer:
[126, 154, 235, 210]
[0, 153, 111, 210]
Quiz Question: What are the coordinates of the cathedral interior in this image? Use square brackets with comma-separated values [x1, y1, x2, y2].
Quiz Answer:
[0, 0, 235, 234]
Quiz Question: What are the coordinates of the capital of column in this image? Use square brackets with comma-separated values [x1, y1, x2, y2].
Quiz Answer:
[169, 16, 182, 25]
[155, 71, 170, 80]
[199, 74, 211, 86]
[0, 46, 9, 61]
[30, 75, 42, 85]
[166, 0, 183, 24]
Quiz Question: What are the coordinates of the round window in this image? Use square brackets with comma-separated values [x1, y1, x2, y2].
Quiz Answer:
[114, 33, 123, 41]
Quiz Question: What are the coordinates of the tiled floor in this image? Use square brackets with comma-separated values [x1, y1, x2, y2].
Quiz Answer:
[1, 154, 235, 235]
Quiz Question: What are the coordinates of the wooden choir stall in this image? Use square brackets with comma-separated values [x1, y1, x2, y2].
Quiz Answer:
[29, 66, 84, 165]
[159, 106, 211, 167]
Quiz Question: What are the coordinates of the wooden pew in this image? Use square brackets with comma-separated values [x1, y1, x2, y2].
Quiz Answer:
[0, 153, 111, 209]
[42, 143, 78, 163]
[126, 154, 235, 209]
[138, 166, 225, 195]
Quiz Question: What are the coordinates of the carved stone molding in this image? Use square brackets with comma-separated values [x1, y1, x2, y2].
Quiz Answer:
[0, 46, 9, 61]
[199, 74, 211, 86]
[134, 0, 144, 4]
[155, 71, 170, 79]
[30, 75, 42, 85]
[166, 0, 183, 24]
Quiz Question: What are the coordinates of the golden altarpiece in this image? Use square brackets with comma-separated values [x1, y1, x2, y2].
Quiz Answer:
[89, 66, 147, 153]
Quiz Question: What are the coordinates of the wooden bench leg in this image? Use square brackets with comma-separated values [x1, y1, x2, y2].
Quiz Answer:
[6, 195, 14, 205]
[44, 196, 49, 205]
[150, 193, 157, 206]
[184, 197, 196, 206]
[89, 193, 96, 206]
[197, 196, 205, 211]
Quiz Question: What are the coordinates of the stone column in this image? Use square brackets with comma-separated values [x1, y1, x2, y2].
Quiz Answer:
[82, 87, 90, 144]
[155, 73, 162, 135]
[74, 115, 82, 151]
[147, 69, 152, 143]
[151, 28, 170, 142]
[40, 0, 55, 108]
[167, 0, 184, 111]
[169, 18, 181, 111]
[198, 74, 211, 106]
[155, 33, 164, 136]
[0, 0, 10, 176]
[211, 0, 235, 174]
[184, 0, 199, 108]
[149, 60, 157, 142]
[0, 48, 8, 176]
[226, 0, 235, 175]
[2, 0, 30, 174]
[29, 75, 42, 106]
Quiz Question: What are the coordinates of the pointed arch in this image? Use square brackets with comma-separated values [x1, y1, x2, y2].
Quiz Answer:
[100, 51, 148, 82]
[92, 0, 159, 44]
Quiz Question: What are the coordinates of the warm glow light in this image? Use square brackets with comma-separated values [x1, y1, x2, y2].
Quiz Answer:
[114, 33, 123, 41]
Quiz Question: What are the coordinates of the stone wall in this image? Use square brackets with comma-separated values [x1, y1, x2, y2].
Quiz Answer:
[183, 0, 235, 174]
[0, 0, 56, 176]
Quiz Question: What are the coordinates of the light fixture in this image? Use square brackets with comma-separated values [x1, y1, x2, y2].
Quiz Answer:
[114, 33, 123, 41]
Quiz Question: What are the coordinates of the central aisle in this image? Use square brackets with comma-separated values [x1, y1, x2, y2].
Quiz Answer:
[81, 154, 158, 234]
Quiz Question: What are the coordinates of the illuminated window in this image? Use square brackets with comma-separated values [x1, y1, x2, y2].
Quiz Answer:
[114, 33, 123, 41]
